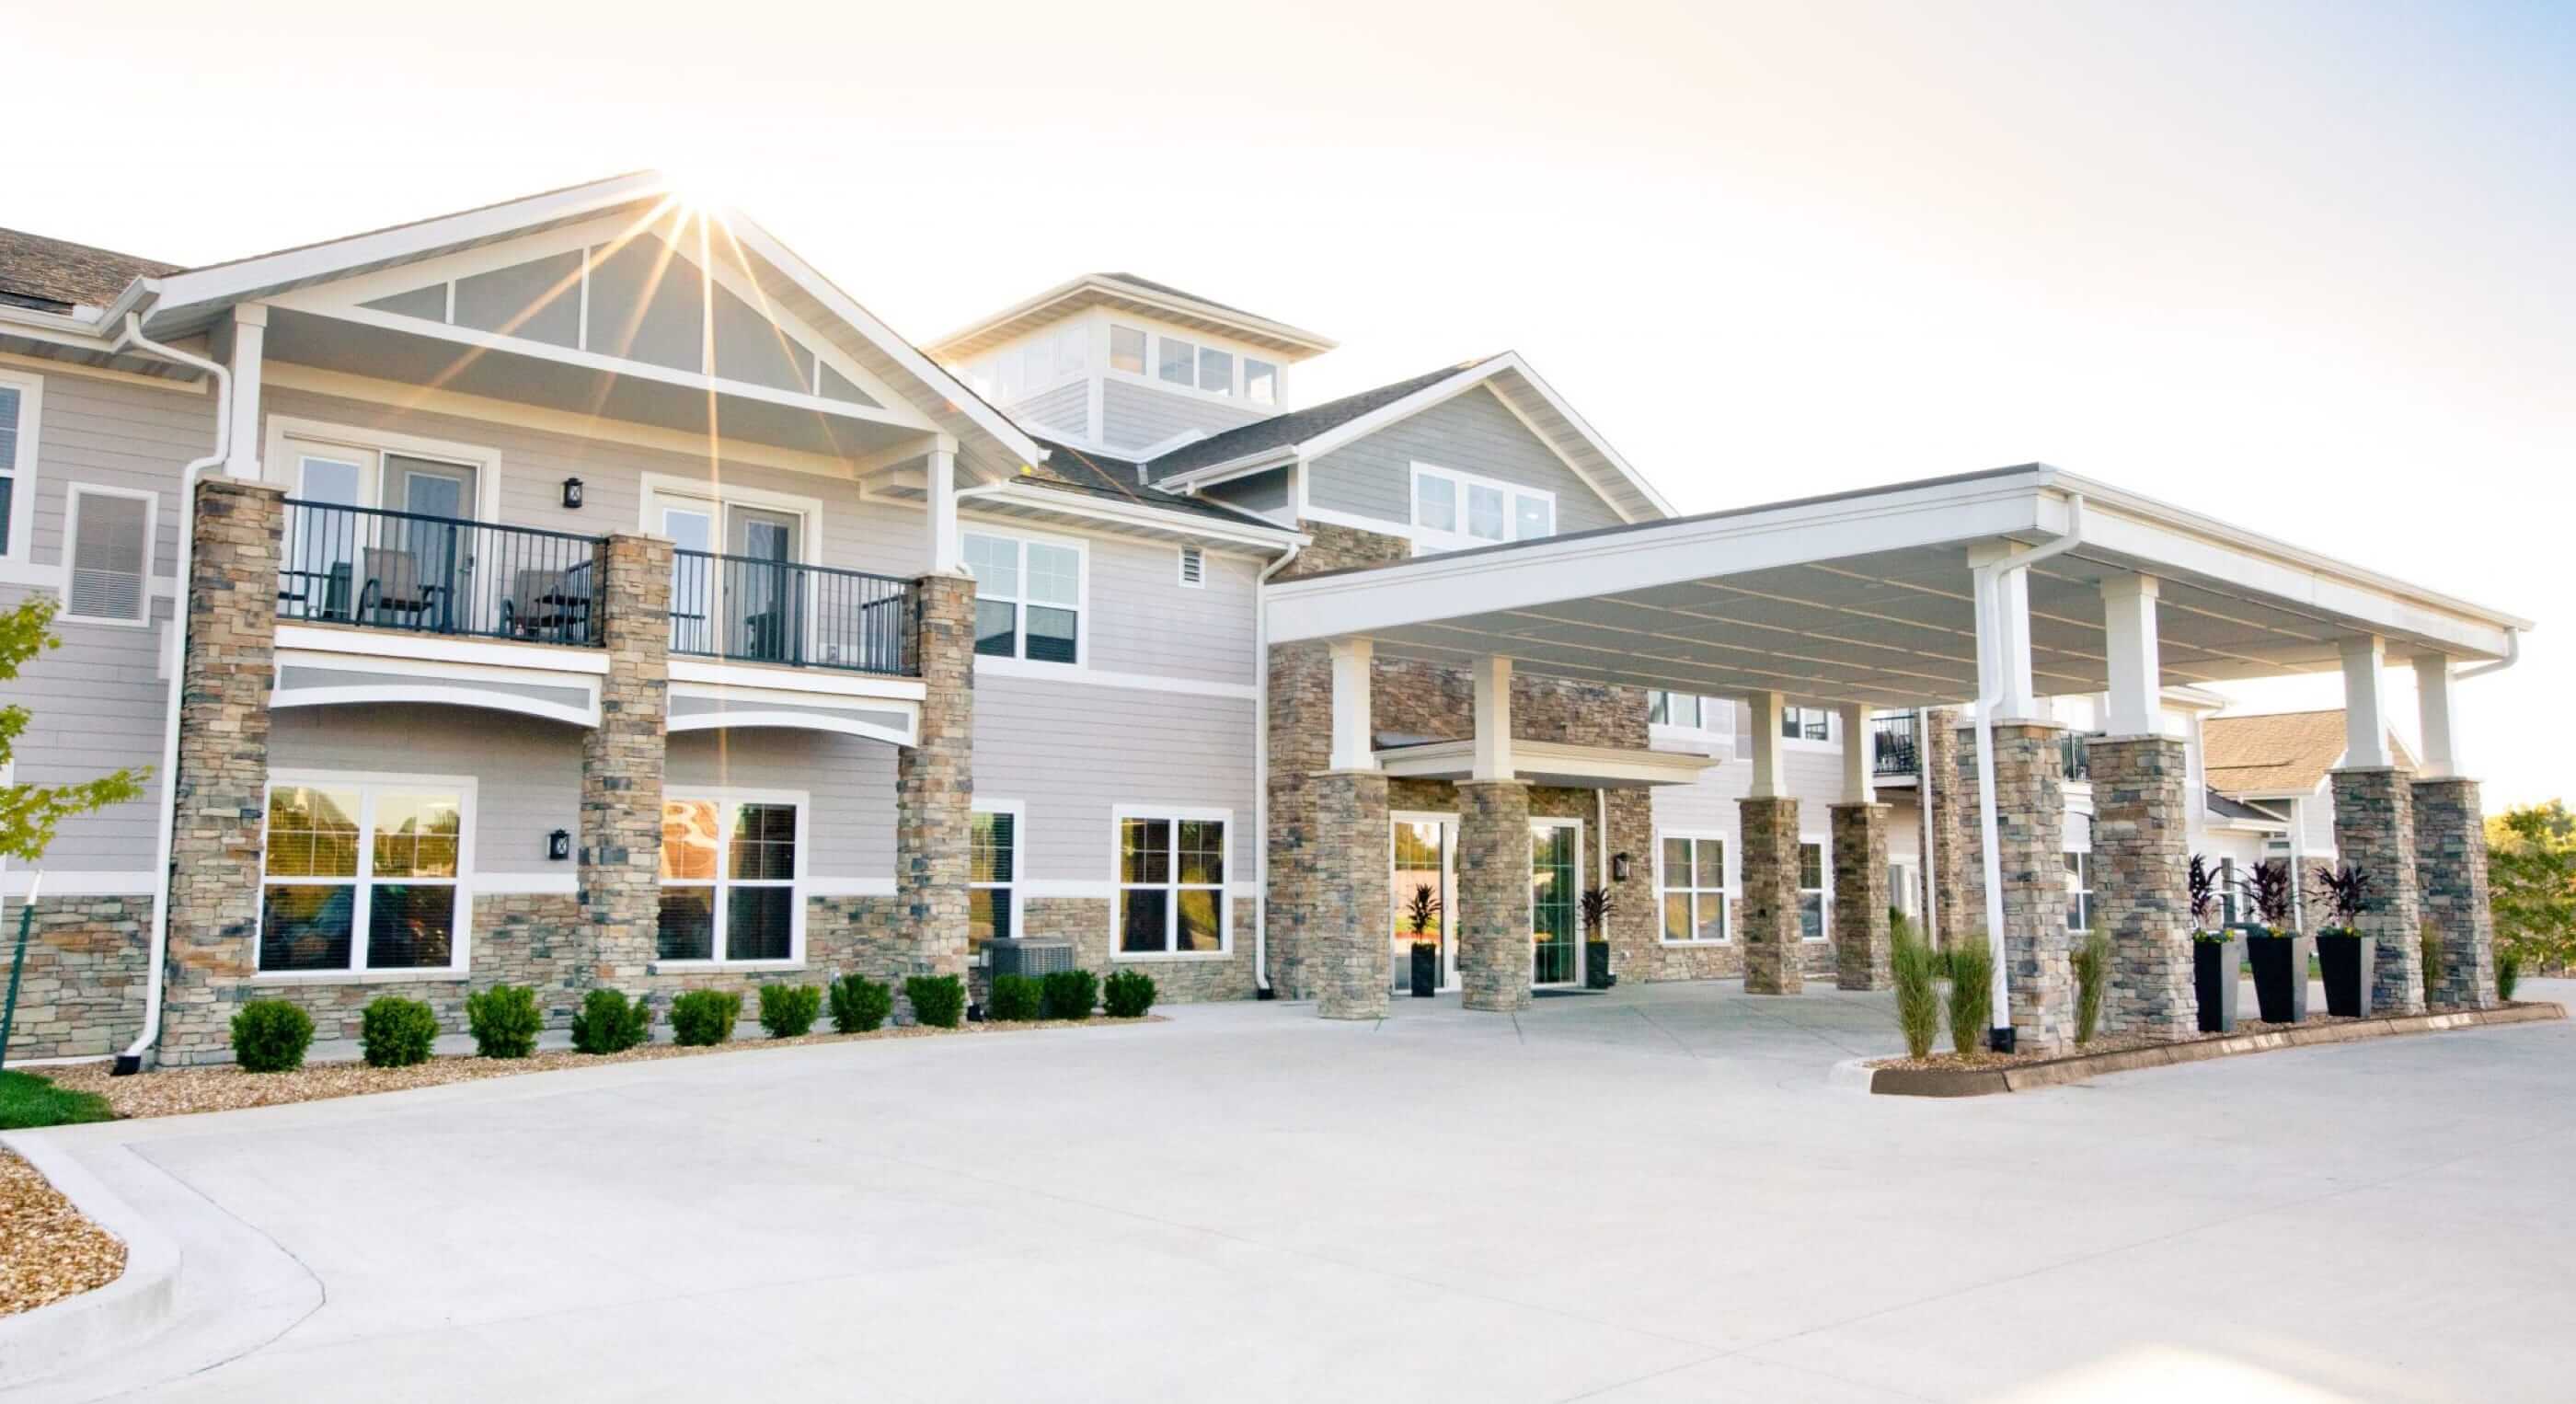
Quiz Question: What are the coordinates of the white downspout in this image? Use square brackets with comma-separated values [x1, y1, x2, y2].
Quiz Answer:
[1972, 494, 2085, 1049]
[112, 314, 233, 1074]
[1915, 705, 1938, 944]
[1253, 535, 1305, 995]
[2457, 627, 2520, 681]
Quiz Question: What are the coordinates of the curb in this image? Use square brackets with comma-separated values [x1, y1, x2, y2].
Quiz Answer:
[1853, 1001, 2566, 1098]
[0, 1133, 181, 1390]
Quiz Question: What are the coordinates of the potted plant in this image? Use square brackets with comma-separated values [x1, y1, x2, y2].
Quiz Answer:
[2242, 857, 2310, 1024]
[1580, 885, 1616, 990]
[2309, 861, 2375, 1018]
[1404, 883, 1441, 997]
[2189, 855, 2244, 1033]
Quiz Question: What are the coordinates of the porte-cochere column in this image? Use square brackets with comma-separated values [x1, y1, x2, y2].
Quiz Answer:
[1456, 778, 1534, 1013]
[2087, 734, 2195, 1041]
[1988, 721, 2073, 1053]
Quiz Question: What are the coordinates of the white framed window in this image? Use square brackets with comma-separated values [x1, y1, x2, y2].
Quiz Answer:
[1244, 357, 1279, 406]
[657, 791, 805, 965]
[1101, 324, 1281, 405]
[1116, 808, 1229, 956]
[2064, 851, 2094, 931]
[968, 323, 1090, 404]
[1799, 840, 1828, 940]
[1109, 325, 1147, 375]
[1649, 691, 1737, 755]
[971, 801, 1021, 962]
[1177, 545, 1205, 587]
[1781, 706, 1836, 743]
[258, 772, 473, 976]
[0, 368, 40, 563]
[61, 485, 155, 627]
[1196, 345, 1235, 396]
[1410, 463, 1555, 555]
[1156, 333, 1198, 387]
[1658, 832, 1730, 944]
[965, 529, 1083, 664]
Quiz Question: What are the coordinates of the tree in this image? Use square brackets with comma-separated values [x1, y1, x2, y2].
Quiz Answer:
[1, 596, 149, 862]
[2486, 800, 2576, 975]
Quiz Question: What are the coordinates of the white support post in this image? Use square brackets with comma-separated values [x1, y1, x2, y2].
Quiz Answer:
[2101, 573, 2163, 738]
[1746, 692, 1785, 799]
[1471, 654, 1514, 781]
[2340, 636, 2391, 768]
[1840, 701, 1873, 804]
[2415, 654, 2459, 779]
[1969, 544, 2039, 721]
[224, 305, 266, 480]
[1328, 639, 1375, 772]
[926, 437, 962, 575]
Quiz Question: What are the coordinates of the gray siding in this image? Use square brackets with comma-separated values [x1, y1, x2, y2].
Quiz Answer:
[1064, 529, 1259, 686]
[270, 705, 581, 878]
[1305, 384, 1625, 533]
[1202, 466, 1291, 521]
[666, 728, 896, 879]
[1100, 379, 1268, 454]
[974, 672, 1257, 880]
[1008, 382, 1089, 440]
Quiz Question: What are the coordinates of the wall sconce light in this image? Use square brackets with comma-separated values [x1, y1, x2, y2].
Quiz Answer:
[561, 477, 585, 510]
[547, 828, 572, 862]
[1612, 852, 1633, 882]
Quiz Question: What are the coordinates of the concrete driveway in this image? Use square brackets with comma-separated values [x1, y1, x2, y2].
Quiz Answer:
[13, 980, 2574, 1403]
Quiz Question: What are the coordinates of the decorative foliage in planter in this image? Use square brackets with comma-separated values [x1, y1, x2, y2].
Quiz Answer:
[2244, 859, 2310, 1023]
[2309, 861, 2375, 1018]
[1946, 934, 1994, 1055]
[1580, 885, 1616, 990]
[1405, 882, 1442, 997]
[2188, 861, 2244, 1033]
[1891, 922, 1940, 1059]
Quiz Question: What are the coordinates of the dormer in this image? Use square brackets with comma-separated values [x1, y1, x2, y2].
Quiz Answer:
[930, 273, 1335, 455]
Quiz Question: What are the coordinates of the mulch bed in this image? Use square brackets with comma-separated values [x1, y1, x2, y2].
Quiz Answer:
[38, 1015, 1163, 1123]
[1873, 1012, 2369, 1072]
[0, 1149, 126, 1319]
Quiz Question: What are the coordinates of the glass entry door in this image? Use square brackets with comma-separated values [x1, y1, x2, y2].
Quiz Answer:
[385, 456, 477, 632]
[1532, 820, 1581, 987]
[726, 507, 802, 663]
[1391, 815, 1455, 994]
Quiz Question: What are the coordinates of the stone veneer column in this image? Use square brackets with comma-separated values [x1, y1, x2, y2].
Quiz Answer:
[1922, 708, 1968, 946]
[2412, 777, 2499, 1008]
[579, 534, 671, 991]
[2087, 735, 2196, 1041]
[2331, 767, 2423, 1015]
[1990, 722, 2073, 1053]
[1456, 778, 1533, 1013]
[1739, 796, 1802, 994]
[158, 478, 284, 1065]
[1952, 722, 1988, 939]
[1831, 803, 1892, 989]
[897, 572, 977, 995]
[1309, 771, 1391, 1019]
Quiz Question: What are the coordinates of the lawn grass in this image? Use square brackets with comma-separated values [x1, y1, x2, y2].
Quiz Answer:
[0, 1070, 117, 1130]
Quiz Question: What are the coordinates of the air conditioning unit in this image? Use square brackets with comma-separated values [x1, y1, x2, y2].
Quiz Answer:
[987, 938, 1077, 978]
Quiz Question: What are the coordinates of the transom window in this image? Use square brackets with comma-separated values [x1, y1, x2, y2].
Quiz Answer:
[1780, 706, 1835, 742]
[966, 531, 1081, 663]
[259, 777, 469, 974]
[1118, 812, 1228, 955]
[1110, 325, 1147, 375]
[971, 806, 1018, 961]
[1799, 840, 1828, 940]
[1411, 464, 1555, 555]
[1659, 834, 1729, 944]
[658, 797, 801, 963]
[1109, 323, 1281, 403]
[964, 323, 1088, 404]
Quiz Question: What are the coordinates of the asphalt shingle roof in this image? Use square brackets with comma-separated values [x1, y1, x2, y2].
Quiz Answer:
[0, 227, 179, 313]
[1144, 359, 1485, 480]
[2202, 709, 2416, 796]
[1021, 437, 1285, 529]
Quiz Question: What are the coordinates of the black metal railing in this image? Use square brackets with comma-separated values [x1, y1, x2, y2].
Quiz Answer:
[280, 501, 604, 646]
[1870, 712, 1919, 777]
[2062, 731, 2093, 781]
[668, 549, 918, 674]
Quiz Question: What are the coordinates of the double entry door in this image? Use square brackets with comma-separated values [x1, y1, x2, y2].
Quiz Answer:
[285, 441, 480, 631]
[1388, 814, 1584, 995]
[657, 494, 806, 663]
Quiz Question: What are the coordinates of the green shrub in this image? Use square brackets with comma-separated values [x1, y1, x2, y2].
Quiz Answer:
[2072, 926, 2111, 1046]
[359, 995, 440, 1068]
[465, 984, 543, 1059]
[670, 989, 742, 1046]
[2421, 919, 2445, 999]
[1892, 932, 1940, 1060]
[1946, 935, 1994, 1057]
[570, 988, 652, 1054]
[757, 984, 822, 1039]
[0, 1070, 116, 1130]
[829, 974, 893, 1033]
[230, 999, 315, 1074]
[904, 974, 965, 1029]
[988, 973, 1045, 1021]
[1041, 969, 1098, 1020]
[2499, 949, 2522, 1001]
[1102, 969, 1158, 1018]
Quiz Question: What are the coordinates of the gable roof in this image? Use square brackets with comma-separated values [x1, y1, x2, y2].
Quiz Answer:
[927, 272, 1337, 363]
[2206, 788, 2290, 827]
[2202, 709, 2417, 796]
[0, 226, 179, 313]
[1019, 437, 1285, 527]
[1144, 361, 1474, 479]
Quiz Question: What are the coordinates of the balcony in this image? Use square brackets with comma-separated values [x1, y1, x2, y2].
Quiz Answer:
[280, 500, 604, 646]
[668, 549, 918, 676]
[1870, 712, 1919, 777]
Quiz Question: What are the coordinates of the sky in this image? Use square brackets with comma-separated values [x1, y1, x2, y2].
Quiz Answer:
[14, 0, 2572, 802]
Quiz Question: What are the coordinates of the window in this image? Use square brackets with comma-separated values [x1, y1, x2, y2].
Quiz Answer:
[1245, 358, 1278, 405]
[657, 796, 800, 963]
[1110, 325, 1147, 374]
[1649, 691, 1713, 729]
[63, 487, 154, 625]
[0, 372, 34, 561]
[965, 531, 1081, 663]
[1799, 841, 1827, 940]
[1781, 706, 1834, 742]
[2064, 851, 2094, 931]
[1157, 334, 1198, 386]
[1660, 834, 1728, 943]
[1177, 544, 1205, 587]
[971, 807, 1018, 961]
[1197, 345, 1235, 396]
[1411, 464, 1556, 555]
[259, 777, 467, 974]
[1119, 812, 1227, 954]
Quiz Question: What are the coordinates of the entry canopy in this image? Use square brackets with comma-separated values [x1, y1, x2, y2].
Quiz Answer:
[1266, 466, 2530, 710]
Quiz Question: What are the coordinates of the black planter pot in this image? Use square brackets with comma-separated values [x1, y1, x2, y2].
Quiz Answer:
[2246, 932, 2313, 1024]
[2193, 935, 2245, 1033]
[1408, 941, 1439, 997]
[2317, 930, 2375, 1018]
[1584, 940, 1616, 989]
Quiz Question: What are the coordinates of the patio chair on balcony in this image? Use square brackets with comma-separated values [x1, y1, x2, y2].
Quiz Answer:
[355, 547, 446, 632]
[501, 565, 592, 644]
